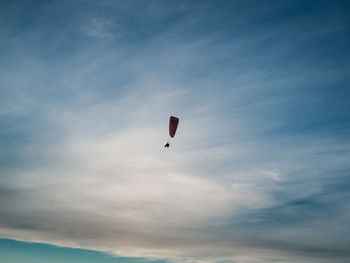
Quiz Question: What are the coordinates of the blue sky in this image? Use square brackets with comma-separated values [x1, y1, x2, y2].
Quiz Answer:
[0, 239, 169, 263]
[0, 0, 349, 262]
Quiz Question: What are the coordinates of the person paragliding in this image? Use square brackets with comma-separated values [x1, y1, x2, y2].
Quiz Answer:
[165, 116, 179, 148]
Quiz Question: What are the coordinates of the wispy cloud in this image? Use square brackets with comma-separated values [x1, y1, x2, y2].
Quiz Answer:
[82, 18, 118, 39]
[0, 0, 350, 262]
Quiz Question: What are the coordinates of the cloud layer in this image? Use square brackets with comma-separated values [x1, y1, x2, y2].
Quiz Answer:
[1, 1, 350, 262]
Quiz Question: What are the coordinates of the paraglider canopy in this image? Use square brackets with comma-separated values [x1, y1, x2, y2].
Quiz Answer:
[169, 116, 179, 138]
[164, 116, 179, 148]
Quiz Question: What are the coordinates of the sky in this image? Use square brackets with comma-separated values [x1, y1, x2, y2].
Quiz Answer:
[0, 0, 350, 263]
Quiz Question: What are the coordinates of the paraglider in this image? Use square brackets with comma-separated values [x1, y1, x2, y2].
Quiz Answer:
[164, 116, 179, 148]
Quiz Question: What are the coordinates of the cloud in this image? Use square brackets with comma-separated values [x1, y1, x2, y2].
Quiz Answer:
[82, 18, 118, 39]
[1, 1, 350, 262]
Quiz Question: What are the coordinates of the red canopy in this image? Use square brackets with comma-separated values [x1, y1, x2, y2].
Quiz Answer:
[169, 116, 179, 138]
